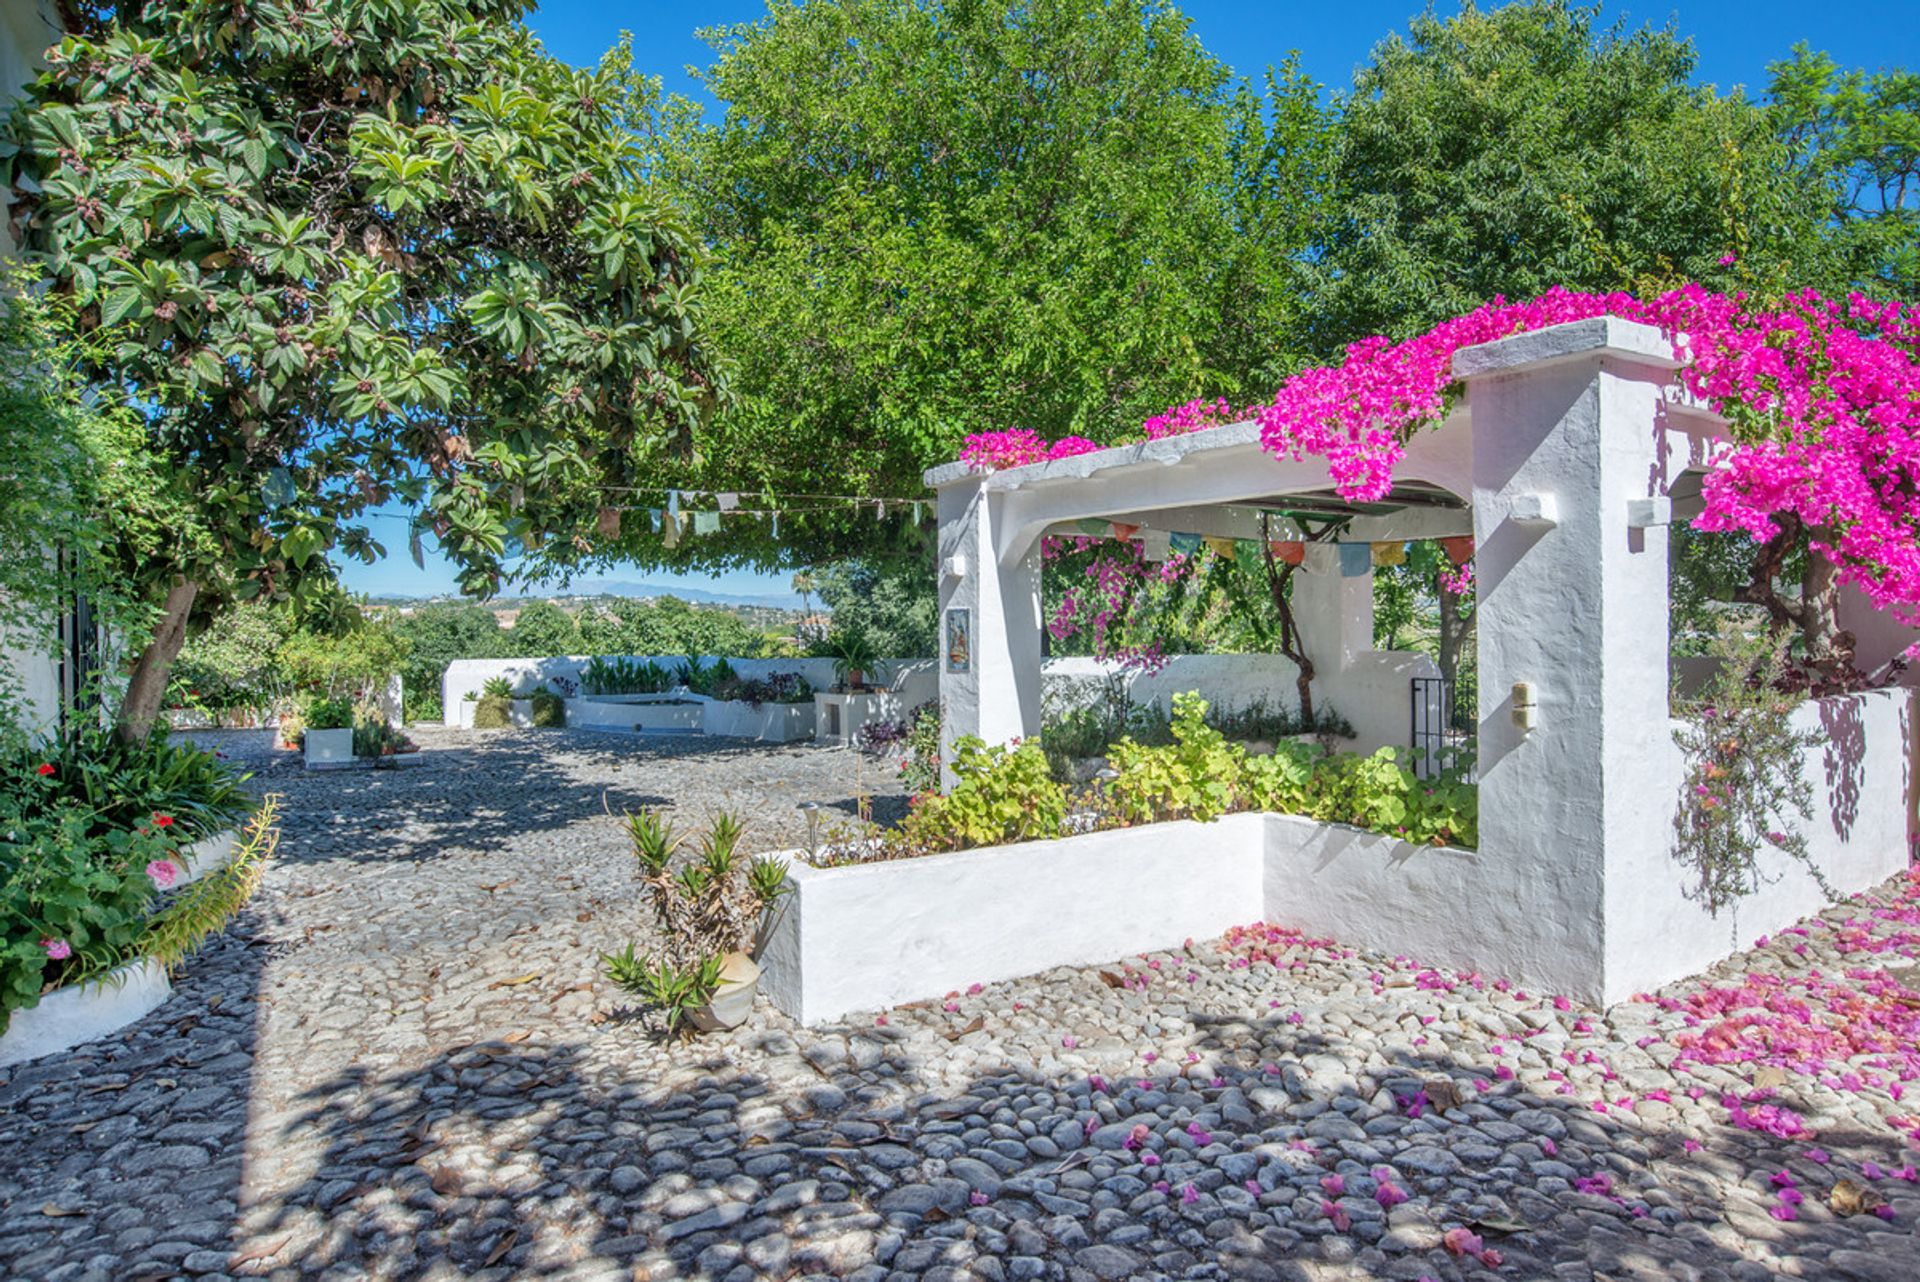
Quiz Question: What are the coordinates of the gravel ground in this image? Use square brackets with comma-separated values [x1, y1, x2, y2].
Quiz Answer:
[0, 726, 1915, 1282]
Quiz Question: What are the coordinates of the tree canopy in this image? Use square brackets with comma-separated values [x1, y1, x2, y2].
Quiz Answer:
[6, 0, 726, 734]
[621, 0, 1328, 568]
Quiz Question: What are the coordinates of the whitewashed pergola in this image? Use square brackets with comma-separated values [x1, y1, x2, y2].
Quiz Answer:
[921, 317, 1913, 1002]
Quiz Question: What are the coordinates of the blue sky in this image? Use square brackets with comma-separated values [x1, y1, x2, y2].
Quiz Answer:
[341, 0, 1919, 601]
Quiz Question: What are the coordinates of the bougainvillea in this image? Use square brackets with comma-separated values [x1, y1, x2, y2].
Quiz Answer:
[960, 285, 1920, 678]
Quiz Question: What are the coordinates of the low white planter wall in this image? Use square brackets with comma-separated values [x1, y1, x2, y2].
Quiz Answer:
[0, 958, 172, 1068]
[760, 815, 1265, 1024]
[174, 829, 236, 888]
[702, 700, 815, 742]
[304, 727, 354, 767]
[567, 696, 705, 733]
[1261, 815, 1486, 971]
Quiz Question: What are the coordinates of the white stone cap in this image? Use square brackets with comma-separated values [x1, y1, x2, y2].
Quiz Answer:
[922, 420, 1263, 491]
[1451, 315, 1681, 380]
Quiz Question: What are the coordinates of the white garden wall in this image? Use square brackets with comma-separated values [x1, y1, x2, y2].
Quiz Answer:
[1602, 688, 1914, 1000]
[762, 689, 1913, 1023]
[0, 958, 172, 1068]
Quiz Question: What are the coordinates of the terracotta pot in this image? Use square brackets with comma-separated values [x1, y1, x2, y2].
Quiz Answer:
[689, 952, 761, 1031]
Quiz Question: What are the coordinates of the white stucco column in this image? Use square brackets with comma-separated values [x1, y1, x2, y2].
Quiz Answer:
[1454, 316, 1680, 1002]
[933, 474, 1043, 784]
[1291, 569, 1374, 672]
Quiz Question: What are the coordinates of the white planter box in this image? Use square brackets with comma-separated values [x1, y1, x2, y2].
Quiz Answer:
[813, 690, 913, 747]
[761, 816, 1266, 1024]
[174, 829, 236, 888]
[0, 958, 172, 1067]
[702, 700, 816, 743]
[567, 695, 704, 733]
[304, 727, 355, 768]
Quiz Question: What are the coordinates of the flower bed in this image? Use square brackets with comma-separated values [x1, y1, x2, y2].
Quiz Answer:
[2, 730, 272, 1056]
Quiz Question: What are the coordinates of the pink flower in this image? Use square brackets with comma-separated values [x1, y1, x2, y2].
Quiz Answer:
[1061, 1035, 1078, 1049]
[1375, 1180, 1409, 1209]
[968, 1190, 989, 1206]
[1244, 1179, 1261, 1196]
[1124, 1123, 1150, 1151]
[965, 982, 983, 996]
[1141, 1151, 1160, 1166]
[1180, 1184, 1199, 1205]
[1541, 1138, 1558, 1157]
[41, 938, 71, 960]
[1320, 1200, 1350, 1231]
[1320, 1174, 1346, 1197]
[1442, 1227, 1484, 1257]
[146, 859, 177, 889]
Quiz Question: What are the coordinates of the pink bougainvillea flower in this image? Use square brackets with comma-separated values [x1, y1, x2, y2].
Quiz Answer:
[1124, 1123, 1151, 1151]
[1683, 1139, 1703, 1153]
[1141, 1151, 1160, 1167]
[1187, 1121, 1213, 1145]
[1375, 1180, 1410, 1209]
[1142, 1051, 1157, 1064]
[1321, 1200, 1351, 1231]
[1181, 1183, 1200, 1205]
[942, 1001, 959, 1013]
[1770, 1203, 1798, 1222]
[965, 982, 983, 996]
[1088, 1074, 1107, 1093]
[1541, 1138, 1558, 1157]
[874, 1014, 888, 1026]
[1061, 1035, 1078, 1049]
[1320, 1174, 1346, 1197]
[968, 1191, 989, 1206]
[41, 938, 71, 960]
[1806, 1148, 1830, 1164]
[1152, 1180, 1170, 1195]
[1770, 1169, 1797, 1188]
[1495, 1064, 1515, 1081]
[146, 859, 177, 889]
[1245, 1178, 1262, 1196]
[1442, 1228, 1485, 1257]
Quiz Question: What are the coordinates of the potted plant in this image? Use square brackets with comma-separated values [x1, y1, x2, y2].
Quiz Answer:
[827, 629, 881, 692]
[601, 810, 790, 1035]
[302, 695, 355, 766]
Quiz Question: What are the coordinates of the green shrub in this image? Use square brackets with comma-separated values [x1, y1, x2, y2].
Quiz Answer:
[529, 689, 566, 728]
[579, 657, 677, 695]
[902, 736, 1067, 852]
[303, 695, 354, 731]
[898, 703, 942, 796]
[1240, 741, 1323, 815]
[471, 693, 512, 729]
[5, 726, 254, 842]
[1104, 692, 1246, 824]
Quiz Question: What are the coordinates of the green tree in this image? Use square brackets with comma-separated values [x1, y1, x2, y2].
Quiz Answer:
[1308, 0, 1825, 349]
[1769, 45, 1920, 295]
[5, 1, 727, 739]
[812, 559, 938, 658]
[574, 596, 768, 658]
[506, 600, 581, 658]
[628, 0, 1329, 567]
[391, 604, 507, 710]
[166, 600, 292, 715]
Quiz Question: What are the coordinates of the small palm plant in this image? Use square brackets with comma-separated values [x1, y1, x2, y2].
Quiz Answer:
[827, 629, 881, 691]
[601, 809, 790, 1037]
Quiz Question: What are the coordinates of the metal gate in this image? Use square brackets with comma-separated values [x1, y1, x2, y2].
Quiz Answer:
[1409, 676, 1471, 779]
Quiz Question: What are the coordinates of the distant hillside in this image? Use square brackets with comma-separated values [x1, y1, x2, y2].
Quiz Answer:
[368, 579, 816, 612]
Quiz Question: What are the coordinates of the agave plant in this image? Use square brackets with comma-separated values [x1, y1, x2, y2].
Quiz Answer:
[604, 808, 791, 1037]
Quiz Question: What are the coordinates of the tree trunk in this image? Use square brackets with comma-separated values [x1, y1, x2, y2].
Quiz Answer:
[1260, 516, 1316, 727]
[1799, 552, 1855, 685]
[116, 577, 198, 744]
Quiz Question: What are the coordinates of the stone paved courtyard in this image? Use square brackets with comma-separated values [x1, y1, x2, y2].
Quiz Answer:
[0, 727, 1916, 1282]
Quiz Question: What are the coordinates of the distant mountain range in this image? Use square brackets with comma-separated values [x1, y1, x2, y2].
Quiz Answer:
[370, 579, 812, 611]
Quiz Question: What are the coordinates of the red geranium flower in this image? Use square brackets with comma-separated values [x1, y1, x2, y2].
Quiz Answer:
[35, 763, 54, 776]
[151, 813, 174, 828]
